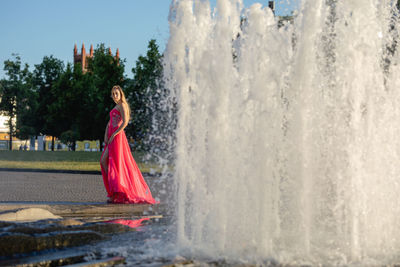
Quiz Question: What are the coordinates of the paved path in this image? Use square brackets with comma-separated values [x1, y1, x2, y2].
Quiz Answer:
[0, 171, 106, 203]
[0, 170, 163, 203]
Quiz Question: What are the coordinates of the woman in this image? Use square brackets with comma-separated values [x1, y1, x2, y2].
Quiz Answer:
[100, 85, 157, 204]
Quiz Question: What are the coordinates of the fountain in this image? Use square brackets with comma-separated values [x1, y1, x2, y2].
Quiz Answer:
[164, 0, 400, 264]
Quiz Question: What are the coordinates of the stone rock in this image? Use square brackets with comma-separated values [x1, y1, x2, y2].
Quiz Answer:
[77, 222, 136, 234]
[8, 225, 65, 235]
[0, 221, 14, 228]
[0, 251, 87, 266]
[2, 221, 135, 236]
[0, 208, 61, 222]
[0, 216, 140, 259]
[0, 230, 105, 257]
[57, 218, 84, 226]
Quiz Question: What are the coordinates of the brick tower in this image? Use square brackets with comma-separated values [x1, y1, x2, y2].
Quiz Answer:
[73, 43, 119, 72]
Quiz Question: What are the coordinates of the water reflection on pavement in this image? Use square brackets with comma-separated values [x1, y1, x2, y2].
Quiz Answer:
[105, 217, 150, 230]
[87, 216, 178, 266]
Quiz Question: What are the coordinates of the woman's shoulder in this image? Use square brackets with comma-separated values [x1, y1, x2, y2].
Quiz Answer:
[116, 103, 129, 113]
[119, 102, 129, 110]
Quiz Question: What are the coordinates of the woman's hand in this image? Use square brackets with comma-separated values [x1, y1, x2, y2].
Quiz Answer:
[108, 134, 115, 144]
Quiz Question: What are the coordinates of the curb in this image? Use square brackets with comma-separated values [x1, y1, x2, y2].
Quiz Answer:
[0, 168, 161, 176]
[0, 168, 100, 175]
[0, 202, 163, 217]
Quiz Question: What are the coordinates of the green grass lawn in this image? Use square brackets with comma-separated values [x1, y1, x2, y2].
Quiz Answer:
[0, 150, 158, 173]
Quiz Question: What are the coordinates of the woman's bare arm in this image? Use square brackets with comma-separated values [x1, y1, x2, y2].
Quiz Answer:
[104, 120, 110, 144]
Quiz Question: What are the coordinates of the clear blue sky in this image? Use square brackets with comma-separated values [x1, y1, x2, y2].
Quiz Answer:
[0, 0, 299, 79]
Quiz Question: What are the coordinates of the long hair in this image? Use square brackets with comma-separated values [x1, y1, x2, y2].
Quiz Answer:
[112, 85, 131, 119]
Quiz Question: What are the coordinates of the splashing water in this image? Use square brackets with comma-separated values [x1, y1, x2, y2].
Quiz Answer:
[164, 0, 400, 264]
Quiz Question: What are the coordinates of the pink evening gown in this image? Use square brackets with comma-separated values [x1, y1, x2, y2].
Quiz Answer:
[100, 108, 157, 204]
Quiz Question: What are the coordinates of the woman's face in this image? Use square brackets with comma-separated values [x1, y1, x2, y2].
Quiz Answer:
[111, 88, 121, 104]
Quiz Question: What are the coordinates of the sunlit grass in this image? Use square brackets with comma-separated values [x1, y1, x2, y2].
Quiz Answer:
[0, 151, 102, 162]
[0, 160, 101, 171]
[0, 150, 159, 173]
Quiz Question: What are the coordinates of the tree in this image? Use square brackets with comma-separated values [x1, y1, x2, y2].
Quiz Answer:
[33, 55, 64, 150]
[53, 63, 97, 151]
[0, 54, 31, 150]
[60, 129, 79, 151]
[86, 44, 125, 150]
[126, 39, 164, 148]
[50, 63, 79, 150]
[15, 70, 37, 141]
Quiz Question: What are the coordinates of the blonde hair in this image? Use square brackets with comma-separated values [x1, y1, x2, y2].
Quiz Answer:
[112, 85, 131, 119]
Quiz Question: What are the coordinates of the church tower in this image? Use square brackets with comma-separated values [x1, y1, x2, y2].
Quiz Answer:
[73, 43, 119, 72]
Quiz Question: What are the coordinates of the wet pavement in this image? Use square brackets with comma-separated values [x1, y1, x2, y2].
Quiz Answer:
[0, 170, 160, 203]
[0, 170, 175, 266]
[0, 170, 168, 218]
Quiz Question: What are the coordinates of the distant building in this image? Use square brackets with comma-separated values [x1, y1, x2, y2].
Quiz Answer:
[0, 116, 22, 150]
[73, 43, 93, 72]
[0, 115, 8, 133]
[73, 43, 120, 72]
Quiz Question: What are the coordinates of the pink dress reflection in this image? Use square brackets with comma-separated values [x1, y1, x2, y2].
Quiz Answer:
[106, 218, 150, 229]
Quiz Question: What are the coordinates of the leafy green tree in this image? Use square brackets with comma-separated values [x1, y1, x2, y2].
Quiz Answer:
[33, 55, 64, 150]
[86, 44, 125, 150]
[53, 63, 97, 151]
[126, 39, 163, 148]
[60, 129, 79, 151]
[0, 54, 31, 150]
[15, 70, 38, 141]
[50, 63, 79, 150]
